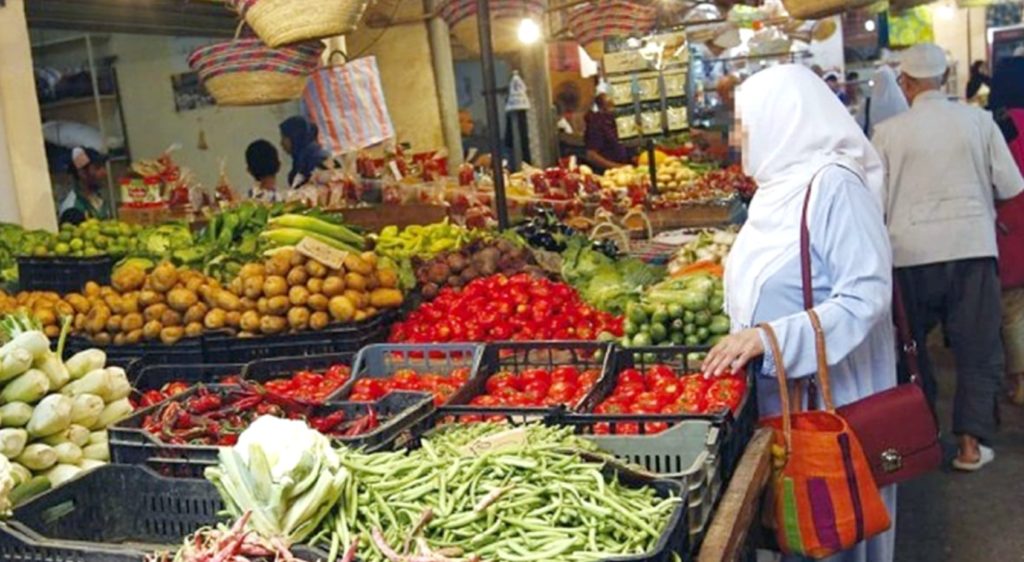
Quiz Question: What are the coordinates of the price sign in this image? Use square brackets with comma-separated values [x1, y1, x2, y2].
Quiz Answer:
[296, 237, 347, 270]
[460, 427, 529, 457]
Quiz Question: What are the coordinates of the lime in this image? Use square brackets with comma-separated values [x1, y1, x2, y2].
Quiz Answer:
[684, 335, 701, 346]
[671, 318, 685, 331]
[33, 245, 47, 257]
[684, 323, 696, 336]
[624, 319, 639, 337]
[632, 332, 653, 347]
[627, 304, 647, 325]
[69, 239, 84, 251]
[694, 310, 711, 327]
[696, 327, 710, 341]
[670, 332, 685, 345]
[651, 306, 669, 326]
[650, 323, 667, 343]
[54, 243, 70, 256]
[668, 303, 685, 320]
[683, 310, 695, 323]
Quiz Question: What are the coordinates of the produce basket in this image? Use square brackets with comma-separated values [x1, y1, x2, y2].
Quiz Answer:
[577, 345, 757, 483]
[110, 385, 433, 477]
[202, 310, 395, 363]
[241, 351, 355, 383]
[129, 362, 244, 400]
[0, 464, 327, 562]
[228, 0, 371, 47]
[335, 342, 484, 401]
[16, 255, 113, 295]
[187, 39, 323, 106]
[65, 335, 206, 366]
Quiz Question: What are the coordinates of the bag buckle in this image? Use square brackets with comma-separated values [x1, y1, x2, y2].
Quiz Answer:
[881, 448, 903, 473]
[902, 340, 918, 355]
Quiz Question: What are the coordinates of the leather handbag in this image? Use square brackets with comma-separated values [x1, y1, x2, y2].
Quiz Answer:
[798, 167, 941, 487]
[759, 314, 891, 558]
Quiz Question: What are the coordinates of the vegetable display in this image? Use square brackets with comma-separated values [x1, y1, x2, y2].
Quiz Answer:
[467, 366, 602, 410]
[263, 364, 351, 403]
[147, 512, 318, 562]
[623, 274, 728, 348]
[374, 220, 479, 262]
[390, 274, 622, 344]
[667, 227, 738, 275]
[591, 366, 747, 434]
[348, 368, 471, 406]
[32, 219, 143, 258]
[0, 314, 132, 504]
[561, 237, 665, 316]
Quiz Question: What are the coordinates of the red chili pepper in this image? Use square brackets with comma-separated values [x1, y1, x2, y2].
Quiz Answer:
[188, 393, 223, 414]
[309, 410, 347, 433]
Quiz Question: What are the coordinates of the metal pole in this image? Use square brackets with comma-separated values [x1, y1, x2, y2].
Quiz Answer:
[476, 0, 510, 229]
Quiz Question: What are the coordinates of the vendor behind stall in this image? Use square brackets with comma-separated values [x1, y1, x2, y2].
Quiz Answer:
[584, 93, 633, 173]
[59, 146, 111, 224]
[245, 139, 281, 203]
[279, 116, 329, 188]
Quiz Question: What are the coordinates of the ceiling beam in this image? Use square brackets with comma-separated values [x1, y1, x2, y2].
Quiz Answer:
[26, 0, 237, 37]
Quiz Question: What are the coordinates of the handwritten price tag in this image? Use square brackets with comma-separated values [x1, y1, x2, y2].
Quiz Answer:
[460, 427, 529, 457]
[296, 237, 347, 270]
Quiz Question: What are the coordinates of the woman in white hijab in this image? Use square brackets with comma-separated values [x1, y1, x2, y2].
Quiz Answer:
[703, 65, 896, 562]
[861, 65, 910, 136]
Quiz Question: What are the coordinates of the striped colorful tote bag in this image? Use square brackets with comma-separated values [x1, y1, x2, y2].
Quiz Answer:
[301, 56, 395, 155]
[758, 311, 891, 558]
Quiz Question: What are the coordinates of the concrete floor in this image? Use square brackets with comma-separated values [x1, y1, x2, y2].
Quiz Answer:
[894, 336, 1024, 561]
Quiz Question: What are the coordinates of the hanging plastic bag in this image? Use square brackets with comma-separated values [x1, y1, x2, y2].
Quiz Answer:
[301, 54, 395, 155]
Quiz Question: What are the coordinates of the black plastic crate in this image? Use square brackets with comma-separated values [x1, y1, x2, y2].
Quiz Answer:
[201, 310, 396, 363]
[2, 464, 326, 562]
[17, 255, 112, 295]
[577, 344, 757, 483]
[240, 352, 356, 403]
[65, 335, 206, 366]
[333, 343, 483, 402]
[110, 385, 434, 477]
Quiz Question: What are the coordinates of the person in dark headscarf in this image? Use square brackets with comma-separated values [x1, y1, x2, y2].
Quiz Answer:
[279, 116, 330, 188]
[990, 57, 1024, 152]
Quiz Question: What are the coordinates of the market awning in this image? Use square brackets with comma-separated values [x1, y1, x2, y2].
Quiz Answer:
[26, 0, 236, 37]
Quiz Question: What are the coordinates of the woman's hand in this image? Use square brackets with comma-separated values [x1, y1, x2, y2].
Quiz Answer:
[702, 328, 765, 377]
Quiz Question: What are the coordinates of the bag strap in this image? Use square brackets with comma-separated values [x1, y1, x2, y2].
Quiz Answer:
[759, 321, 792, 453]
[893, 282, 922, 384]
[807, 309, 836, 412]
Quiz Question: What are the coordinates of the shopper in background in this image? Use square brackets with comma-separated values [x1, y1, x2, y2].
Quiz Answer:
[279, 116, 329, 189]
[584, 93, 633, 173]
[823, 71, 849, 104]
[872, 43, 1024, 471]
[59, 146, 111, 224]
[244, 139, 281, 204]
[988, 57, 1024, 404]
[966, 60, 991, 101]
[861, 66, 909, 137]
[703, 64, 896, 562]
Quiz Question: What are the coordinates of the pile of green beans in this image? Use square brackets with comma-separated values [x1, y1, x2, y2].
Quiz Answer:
[311, 423, 682, 562]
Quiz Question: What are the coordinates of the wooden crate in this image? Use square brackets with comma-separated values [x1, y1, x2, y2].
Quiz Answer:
[647, 198, 743, 232]
[335, 204, 448, 232]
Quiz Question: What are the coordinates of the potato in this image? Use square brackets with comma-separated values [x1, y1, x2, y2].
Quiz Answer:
[150, 263, 179, 293]
[55, 300, 75, 318]
[139, 290, 163, 308]
[100, 287, 114, 298]
[185, 322, 203, 338]
[353, 310, 370, 322]
[306, 277, 324, 295]
[287, 307, 311, 331]
[121, 312, 144, 332]
[85, 304, 111, 334]
[160, 309, 183, 327]
[239, 297, 257, 312]
[344, 272, 368, 292]
[225, 311, 241, 328]
[360, 251, 379, 268]
[160, 326, 185, 345]
[204, 309, 227, 330]
[143, 320, 162, 341]
[111, 265, 146, 292]
[214, 289, 241, 312]
[83, 281, 102, 298]
[377, 268, 399, 289]
[343, 289, 368, 309]
[106, 314, 122, 333]
[125, 329, 144, 345]
[322, 276, 345, 297]
[287, 266, 309, 287]
[263, 276, 288, 298]
[309, 311, 330, 331]
[167, 288, 198, 312]
[289, 250, 306, 268]
[307, 293, 329, 312]
[104, 294, 125, 315]
[144, 303, 169, 323]
[92, 332, 112, 346]
[328, 296, 356, 322]
[305, 259, 328, 279]
[267, 296, 291, 316]
[257, 297, 269, 315]
[33, 307, 57, 327]
[66, 294, 91, 314]
[370, 288, 404, 309]
[243, 275, 265, 299]
[120, 293, 140, 314]
[289, 286, 310, 306]
[185, 275, 205, 293]
[240, 310, 261, 333]
[184, 302, 209, 324]
[343, 254, 373, 276]
[240, 263, 266, 279]
[44, 325, 60, 339]
[265, 253, 292, 277]
[228, 277, 244, 297]
[73, 313, 86, 332]
[260, 315, 287, 335]
[113, 333, 126, 346]
[365, 273, 380, 291]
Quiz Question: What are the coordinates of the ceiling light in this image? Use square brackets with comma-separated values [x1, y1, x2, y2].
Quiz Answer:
[864, 19, 876, 32]
[936, 4, 955, 20]
[518, 18, 541, 44]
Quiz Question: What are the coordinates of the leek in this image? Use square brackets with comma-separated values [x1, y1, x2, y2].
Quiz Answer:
[0, 428, 28, 458]
[81, 442, 109, 461]
[42, 424, 90, 447]
[64, 349, 106, 380]
[53, 443, 82, 465]
[0, 349, 33, 383]
[1, 369, 50, 404]
[44, 463, 81, 487]
[16, 443, 57, 471]
[0, 403, 32, 427]
[94, 398, 132, 429]
[70, 394, 104, 428]
[26, 395, 72, 438]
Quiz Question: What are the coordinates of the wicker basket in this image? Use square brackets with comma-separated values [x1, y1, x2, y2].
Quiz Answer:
[567, 0, 657, 60]
[782, 0, 875, 20]
[188, 39, 323, 106]
[441, 0, 546, 55]
[229, 0, 371, 47]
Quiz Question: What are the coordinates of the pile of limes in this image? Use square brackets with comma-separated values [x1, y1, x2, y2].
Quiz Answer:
[30, 219, 143, 258]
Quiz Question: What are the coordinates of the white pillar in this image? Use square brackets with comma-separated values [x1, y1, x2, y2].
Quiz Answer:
[424, 0, 464, 167]
[0, 0, 57, 230]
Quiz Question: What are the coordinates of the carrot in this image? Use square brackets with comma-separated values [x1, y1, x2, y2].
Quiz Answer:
[672, 261, 724, 278]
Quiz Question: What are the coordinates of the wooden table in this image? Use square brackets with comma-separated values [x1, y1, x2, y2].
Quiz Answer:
[697, 428, 774, 562]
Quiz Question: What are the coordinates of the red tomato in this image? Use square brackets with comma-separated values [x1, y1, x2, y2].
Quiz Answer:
[162, 382, 190, 396]
[449, 368, 471, 384]
[353, 378, 386, 400]
[634, 392, 665, 413]
[643, 422, 670, 434]
[325, 365, 350, 382]
[469, 395, 500, 407]
[613, 382, 645, 403]
[547, 380, 576, 404]
[646, 364, 676, 381]
[654, 380, 683, 402]
[393, 370, 422, 390]
[618, 369, 644, 388]
[551, 366, 580, 386]
[595, 399, 627, 414]
[293, 371, 323, 389]
[485, 372, 517, 394]
[520, 368, 551, 390]
[220, 375, 242, 385]
[706, 377, 746, 413]
[614, 422, 640, 435]
[676, 388, 707, 413]
[522, 381, 549, 402]
[594, 422, 612, 435]
[578, 369, 601, 390]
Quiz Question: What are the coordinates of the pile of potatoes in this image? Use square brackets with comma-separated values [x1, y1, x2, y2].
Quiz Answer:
[0, 248, 404, 345]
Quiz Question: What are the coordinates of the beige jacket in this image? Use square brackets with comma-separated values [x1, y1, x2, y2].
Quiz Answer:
[873, 91, 1024, 267]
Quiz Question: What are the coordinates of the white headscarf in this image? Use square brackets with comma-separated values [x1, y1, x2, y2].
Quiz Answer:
[866, 66, 909, 136]
[725, 64, 886, 327]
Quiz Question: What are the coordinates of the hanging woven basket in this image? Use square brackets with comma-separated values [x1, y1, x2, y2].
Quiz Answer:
[567, 0, 657, 59]
[228, 0, 371, 47]
[782, 0, 876, 21]
[188, 39, 324, 106]
[440, 0, 546, 56]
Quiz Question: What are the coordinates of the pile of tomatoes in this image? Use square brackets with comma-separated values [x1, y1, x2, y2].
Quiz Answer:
[262, 364, 351, 403]
[347, 368, 472, 406]
[389, 274, 623, 344]
[135, 374, 243, 409]
[468, 366, 601, 409]
[591, 365, 747, 435]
